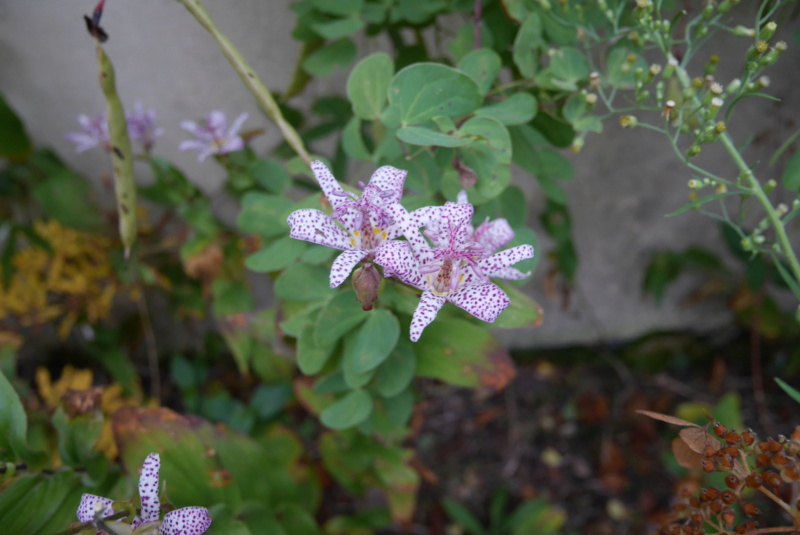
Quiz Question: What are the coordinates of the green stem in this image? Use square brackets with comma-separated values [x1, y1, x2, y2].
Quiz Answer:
[672, 66, 800, 291]
[180, 0, 312, 166]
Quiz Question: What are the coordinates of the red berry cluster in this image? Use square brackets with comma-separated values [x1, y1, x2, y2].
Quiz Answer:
[658, 424, 800, 535]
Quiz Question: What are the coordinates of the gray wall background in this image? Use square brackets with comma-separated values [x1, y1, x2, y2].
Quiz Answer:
[1, 1, 798, 348]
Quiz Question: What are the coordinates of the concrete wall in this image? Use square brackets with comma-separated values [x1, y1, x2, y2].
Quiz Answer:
[1, 1, 797, 348]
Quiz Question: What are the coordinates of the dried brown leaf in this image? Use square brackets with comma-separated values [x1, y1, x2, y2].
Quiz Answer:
[679, 427, 721, 455]
[636, 410, 699, 427]
[672, 436, 704, 470]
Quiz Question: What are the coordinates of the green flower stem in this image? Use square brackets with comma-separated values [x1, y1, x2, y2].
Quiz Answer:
[96, 42, 137, 258]
[180, 0, 312, 166]
[673, 65, 800, 289]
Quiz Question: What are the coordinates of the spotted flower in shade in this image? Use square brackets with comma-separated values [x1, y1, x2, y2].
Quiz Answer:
[127, 101, 164, 153]
[77, 453, 212, 535]
[179, 110, 248, 162]
[66, 112, 110, 153]
[375, 201, 533, 342]
[287, 160, 407, 288]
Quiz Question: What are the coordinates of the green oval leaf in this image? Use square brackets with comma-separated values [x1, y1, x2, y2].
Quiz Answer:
[347, 53, 394, 120]
[513, 13, 543, 79]
[298, 318, 335, 375]
[374, 338, 417, 398]
[303, 39, 357, 77]
[382, 63, 482, 127]
[314, 291, 370, 346]
[0, 93, 31, 160]
[320, 389, 374, 429]
[549, 47, 589, 82]
[274, 264, 332, 301]
[397, 126, 471, 148]
[311, 17, 364, 39]
[246, 237, 307, 272]
[345, 309, 400, 373]
[474, 93, 538, 126]
[237, 192, 294, 237]
[342, 117, 372, 160]
[458, 48, 501, 96]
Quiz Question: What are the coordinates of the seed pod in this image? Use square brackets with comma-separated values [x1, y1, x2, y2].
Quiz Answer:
[782, 466, 800, 482]
[725, 431, 740, 444]
[765, 471, 783, 490]
[709, 501, 722, 514]
[734, 525, 746, 535]
[756, 441, 770, 453]
[673, 503, 686, 512]
[771, 452, 790, 467]
[721, 490, 737, 504]
[689, 497, 701, 508]
[741, 431, 756, 446]
[691, 513, 704, 525]
[745, 474, 762, 489]
[351, 263, 381, 311]
[721, 508, 735, 526]
[718, 455, 733, 469]
[756, 454, 771, 467]
[701, 488, 720, 501]
[741, 502, 760, 516]
[724, 446, 739, 457]
[700, 459, 716, 472]
[96, 43, 137, 258]
[724, 475, 740, 489]
[768, 439, 782, 453]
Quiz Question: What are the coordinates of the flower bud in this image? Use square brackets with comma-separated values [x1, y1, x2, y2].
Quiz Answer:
[733, 26, 756, 38]
[747, 40, 769, 61]
[707, 97, 724, 119]
[619, 115, 638, 128]
[764, 179, 777, 193]
[687, 145, 701, 158]
[570, 137, 584, 153]
[704, 55, 720, 76]
[726, 79, 741, 95]
[352, 263, 381, 311]
[702, 3, 714, 18]
[688, 179, 702, 189]
[585, 93, 597, 110]
[759, 21, 777, 41]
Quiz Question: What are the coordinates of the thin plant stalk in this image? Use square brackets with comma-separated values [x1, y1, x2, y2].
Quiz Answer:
[179, 0, 312, 166]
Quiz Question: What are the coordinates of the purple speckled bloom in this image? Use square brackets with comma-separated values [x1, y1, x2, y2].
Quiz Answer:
[375, 201, 533, 342]
[287, 160, 408, 288]
[127, 101, 164, 153]
[77, 453, 212, 535]
[65, 112, 110, 153]
[179, 110, 248, 162]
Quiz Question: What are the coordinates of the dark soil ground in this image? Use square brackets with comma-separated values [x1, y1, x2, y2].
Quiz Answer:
[382, 328, 800, 535]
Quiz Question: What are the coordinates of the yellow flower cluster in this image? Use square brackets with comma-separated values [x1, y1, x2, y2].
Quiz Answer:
[36, 365, 141, 461]
[0, 220, 119, 338]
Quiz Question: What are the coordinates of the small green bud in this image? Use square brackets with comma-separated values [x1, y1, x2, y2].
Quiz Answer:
[570, 137, 584, 153]
[707, 97, 724, 119]
[741, 237, 753, 251]
[656, 81, 664, 101]
[663, 56, 678, 78]
[619, 115, 638, 128]
[714, 121, 726, 134]
[764, 179, 777, 192]
[636, 89, 650, 103]
[753, 235, 765, 244]
[715, 183, 728, 194]
[704, 54, 720, 76]
[695, 23, 708, 38]
[585, 93, 597, 110]
[688, 179, 703, 189]
[747, 40, 769, 61]
[352, 263, 381, 311]
[726, 79, 741, 94]
[759, 21, 777, 41]
[718, 0, 740, 14]
[687, 145, 701, 158]
[691, 77, 704, 89]
[702, 3, 714, 18]
[777, 203, 789, 216]
[760, 42, 786, 67]
[733, 26, 756, 38]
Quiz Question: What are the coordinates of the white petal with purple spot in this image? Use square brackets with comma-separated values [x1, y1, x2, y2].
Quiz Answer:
[158, 506, 212, 535]
[330, 250, 369, 288]
[410, 291, 447, 342]
[138, 453, 161, 524]
[77, 494, 114, 522]
[287, 209, 353, 251]
[447, 283, 510, 323]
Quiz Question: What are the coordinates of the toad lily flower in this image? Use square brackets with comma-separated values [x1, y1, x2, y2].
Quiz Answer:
[287, 160, 407, 288]
[127, 101, 164, 153]
[66, 112, 110, 153]
[375, 201, 533, 342]
[77, 453, 211, 535]
[179, 110, 248, 161]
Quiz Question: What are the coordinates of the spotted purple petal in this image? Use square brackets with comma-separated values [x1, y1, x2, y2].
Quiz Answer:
[374, 241, 424, 289]
[287, 209, 353, 250]
[310, 160, 347, 212]
[490, 266, 530, 280]
[138, 453, 161, 524]
[410, 291, 447, 342]
[158, 506, 212, 535]
[330, 250, 369, 288]
[478, 245, 534, 277]
[77, 494, 114, 523]
[472, 218, 515, 252]
[365, 166, 407, 203]
[447, 283, 510, 323]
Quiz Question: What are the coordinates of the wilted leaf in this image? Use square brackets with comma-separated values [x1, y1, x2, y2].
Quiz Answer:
[672, 436, 704, 470]
[678, 427, 721, 455]
[636, 410, 699, 427]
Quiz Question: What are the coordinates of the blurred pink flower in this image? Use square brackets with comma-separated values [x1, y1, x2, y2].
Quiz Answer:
[179, 110, 248, 161]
